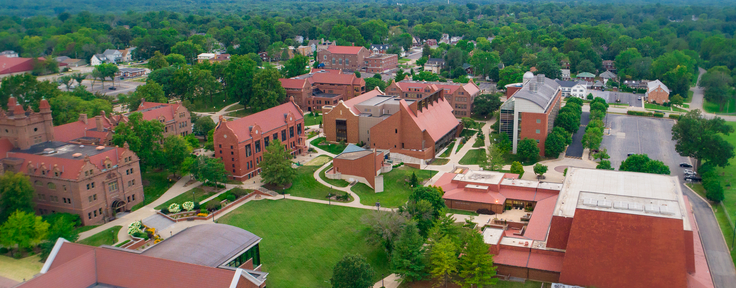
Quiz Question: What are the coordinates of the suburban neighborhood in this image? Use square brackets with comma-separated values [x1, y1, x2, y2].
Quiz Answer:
[1, 2, 736, 288]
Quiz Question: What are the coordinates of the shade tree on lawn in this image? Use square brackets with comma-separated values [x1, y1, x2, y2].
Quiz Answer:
[260, 139, 296, 187]
[331, 254, 375, 288]
[0, 210, 49, 254]
[671, 110, 735, 168]
[0, 171, 35, 222]
[390, 222, 427, 282]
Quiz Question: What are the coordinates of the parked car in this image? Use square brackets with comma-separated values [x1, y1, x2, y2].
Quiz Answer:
[109, 86, 117, 90]
[679, 162, 693, 168]
[684, 175, 702, 182]
[627, 153, 636, 157]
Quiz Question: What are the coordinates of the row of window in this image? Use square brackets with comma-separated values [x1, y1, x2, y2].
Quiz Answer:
[125, 168, 135, 175]
[88, 208, 103, 220]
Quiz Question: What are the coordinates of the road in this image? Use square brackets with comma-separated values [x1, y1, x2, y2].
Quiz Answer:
[565, 112, 590, 158]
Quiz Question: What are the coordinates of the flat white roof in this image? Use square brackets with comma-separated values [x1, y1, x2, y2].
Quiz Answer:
[453, 170, 505, 185]
[537, 182, 563, 190]
[501, 178, 539, 188]
[555, 168, 691, 230]
[482, 227, 504, 245]
[500, 237, 533, 248]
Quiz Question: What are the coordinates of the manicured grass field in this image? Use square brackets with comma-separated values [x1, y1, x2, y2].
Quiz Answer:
[429, 158, 450, 165]
[439, 141, 456, 157]
[319, 164, 350, 187]
[456, 139, 467, 153]
[78, 226, 122, 247]
[447, 208, 479, 216]
[218, 200, 390, 288]
[227, 108, 255, 118]
[306, 155, 332, 166]
[0, 254, 43, 282]
[460, 128, 478, 137]
[704, 98, 736, 114]
[132, 171, 175, 211]
[310, 137, 347, 154]
[74, 225, 99, 234]
[458, 149, 487, 165]
[304, 112, 323, 126]
[472, 136, 485, 147]
[155, 187, 214, 210]
[281, 165, 345, 200]
[351, 166, 433, 207]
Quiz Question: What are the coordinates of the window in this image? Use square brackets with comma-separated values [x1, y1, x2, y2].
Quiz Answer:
[132, 194, 135, 201]
[536, 129, 540, 134]
[395, 129, 398, 133]
[273, 133, 278, 142]
[89, 196, 93, 202]
[48, 182, 56, 190]
[88, 213, 92, 219]
[108, 182, 118, 192]
[255, 140, 261, 153]
[245, 144, 252, 157]
[93, 194, 97, 201]
[281, 130, 286, 141]
[86, 184, 90, 190]
[93, 210, 97, 217]
[290, 127, 294, 138]
[99, 208, 103, 215]
[91, 182, 95, 188]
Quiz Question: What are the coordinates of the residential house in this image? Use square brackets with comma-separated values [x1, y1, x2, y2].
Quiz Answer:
[412, 36, 421, 47]
[440, 34, 450, 44]
[55, 56, 86, 67]
[0, 97, 143, 226]
[385, 79, 480, 117]
[370, 44, 391, 54]
[602, 60, 616, 72]
[326, 144, 389, 191]
[213, 99, 305, 181]
[20, 224, 267, 288]
[103, 49, 123, 63]
[317, 46, 371, 72]
[279, 69, 366, 112]
[560, 69, 571, 81]
[296, 46, 312, 56]
[560, 59, 570, 69]
[120, 47, 136, 62]
[435, 167, 710, 288]
[462, 63, 474, 75]
[294, 35, 304, 44]
[576, 72, 595, 82]
[599, 70, 618, 83]
[555, 80, 587, 99]
[425, 39, 438, 47]
[450, 36, 463, 44]
[646, 80, 670, 104]
[322, 88, 460, 163]
[423, 58, 445, 74]
[258, 52, 269, 62]
[0, 50, 19, 58]
[500, 72, 562, 156]
[364, 54, 398, 73]
[90, 54, 107, 66]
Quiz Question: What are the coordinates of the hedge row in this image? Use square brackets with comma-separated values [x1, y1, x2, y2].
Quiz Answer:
[627, 110, 665, 118]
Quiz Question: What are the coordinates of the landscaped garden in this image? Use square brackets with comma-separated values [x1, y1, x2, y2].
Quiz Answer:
[351, 166, 434, 207]
[77, 226, 122, 246]
[132, 170, 176, 211]
[439, 141, 455, 157]
[218, 200, 390, 288]
[310, 137, 348, 154]
[154, 187, 213, 210]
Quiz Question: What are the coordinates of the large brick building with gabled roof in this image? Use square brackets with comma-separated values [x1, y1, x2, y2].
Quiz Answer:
[317, 45, 371, 72]
[385, 79, 481, 118]
[279, 69, 366, 112]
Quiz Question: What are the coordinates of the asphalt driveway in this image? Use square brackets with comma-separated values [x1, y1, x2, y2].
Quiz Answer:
[565, 112, 590, 158]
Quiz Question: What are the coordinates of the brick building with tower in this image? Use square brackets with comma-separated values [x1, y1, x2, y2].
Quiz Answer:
[500, 72, 562, 157]
[0, 97, 143, 226]
[279, 69, 365, 112]
[213, 99, 305, 181]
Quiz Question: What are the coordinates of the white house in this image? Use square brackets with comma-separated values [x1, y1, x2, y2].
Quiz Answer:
[560, 69, 571, 81]
[90, 54, 107, 66]
[570, 82, 588, 98]
[102, 49, 123, 63]
[197, 53, 216, 63]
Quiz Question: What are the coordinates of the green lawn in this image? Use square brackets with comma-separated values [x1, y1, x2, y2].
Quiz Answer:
[429, 158, 450, 165]
[704, 98, 736, 114]
[0, 254, 44, 282]
[456, 139, 467, 153]
[472, 136, 485, 147]
[459, 149, 487, 165]
[644, 103, 673, 111]
[74, 225, 100, 234]
[460, 128, 478, 137]
[447, 208, 479, 216]
[154, 187, 214, 210]
[78, 226, 122, 246]
[306, 155, 332, 166]
[685, 90, 694, 103]
[218, 200, 390, 288]
[281, 165, 346, 200]
[320, 164, 350, 187]
[439, 141, 455, 157]
[132, 171, 175, 211]
[228, 108, 255, 118]
[304, 112, 323, 126]
[352, 166, 434, 207]
[398, 58, 411, 63]
[310, 137, 347, 154]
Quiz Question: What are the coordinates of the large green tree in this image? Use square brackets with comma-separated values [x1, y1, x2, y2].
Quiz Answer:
[0, 210, 49, 252]
[250, 68, 286, 111]
[39, 213, 80, 260]
[429, 236, 458, 288]
[171, 40, 203, 63]
[619, 154, 671, 175]
[544, 129, 567, 157]
[0, 172, 35, 222]
[671, 110, 735, 168]
[331, 254, 375, 288]
[391, 222, 427, 282]
[163, 135, 192, 177]
[457, 231, 498, 288]
[260, 139, 295, 186]
[111, 112, 165, 169]
[517, 138, 539, 163]
[281, 54, 309, 78]
[194, 117, 216, 139]
[471, 93, 501, 119]
[468, 50, 500, 78]
[148, 51, 170, 70]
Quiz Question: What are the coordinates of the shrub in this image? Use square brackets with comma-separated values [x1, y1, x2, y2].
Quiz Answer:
[193, 202, 200, 210]
[476, 208, 495, 215]
[226, 194, 236, 202]
[0, 247, 8, 254]
[653, 112, 664, 118]
[13, 252, 22, 259]
[161, 208, 170, 214]
[230, 188, 250, 198]
[168, 203, 181, 213]
[510, 161, 525, 178]
[669, 114, 681, 120]
[182, 201, 194, 211]
[705, 180, 725, 203]
[206, 201, 221, 211]
[197, 212, 208, 217]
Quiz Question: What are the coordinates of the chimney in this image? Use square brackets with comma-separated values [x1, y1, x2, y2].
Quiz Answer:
[95, 115, 103, 131]
[79, 114, 88, 124]
[536, 74, 545, 83]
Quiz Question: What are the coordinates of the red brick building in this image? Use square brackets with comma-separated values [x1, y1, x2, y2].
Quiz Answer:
[385, 80, 480, 117]
[213, 100, 305, 181]
[322, 88, 460, 162]
[318, 46, 371, 72]
[327, 144, 388, 191]
[364, 54, 398, 73]
[20, 224, 267, 288]
[279, 69, 366, 112]
[500, 72, 562, 157]
[646, 79, 670, 104]
[436, 167, 712, 288]
[0, 97, 143, 226]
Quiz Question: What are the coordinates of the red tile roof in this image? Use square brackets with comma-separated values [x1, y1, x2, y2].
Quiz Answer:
[406, 96, 459, 142]
[493, 248, 530, 267]
[443, 187, 505, 205]
[7, 144, 126, 180]
[0, 57, 44, 75]
[54, 115, 114, 143]
[523, 195, 558, 241]
[135, 101, 182, 123]
[220, 101, 303, 141]
[327, 46, 366, 55]
[279, 78, 307, 89]
[527, 250, 565, 272]
[308, 72, 365, 86]
[396, 81, 480, 96]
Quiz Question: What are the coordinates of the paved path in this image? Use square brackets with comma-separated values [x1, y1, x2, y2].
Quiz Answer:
[192, 102, 242, 123]
[373, 274, 401, 288]
[690, 67, 706, 111]
[565, 112, 590, 158]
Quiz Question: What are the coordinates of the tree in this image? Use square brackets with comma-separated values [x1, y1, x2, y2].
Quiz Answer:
[362, 211, 407, 256]
[148, 51, 170, 70]
[59, 75, 74, 90]
[250, 68, 286, 111]
[533, 163, 548, 178]
[365, 78, 387, 91]
[582, 127, 603, 151]
[164, 135, 192, 177]
[391, 222, 427, 282]
[544, 130, 567, 158]
[0, 74, 59, 109]
[202, 157, 229, 188]
[594, 148, 611, 161]
[281, 54, 309, 78]
[40, 213, 79, 260]
[705, 179, 725, 203]
[412, 71, 440, 82]
[331, 254, 375, 288]
[111, 112, 165, 169]
[670, 94, 684, 106]
[576, 59, 595, 73]
[395, 69, 406, 82]
[93, 63, 119, 88]
[468, 50, 500, 78]
[164, 53, 186, 66]
[671, 110, 735, 167]
[429, 236, 458, 288]
[354, 71, 361, 78]
[497, 66, 524, 89]
[0, 210, 49, 253]
[510, 161, 524, 178]
[596, 160, 614, 170]
[71, 73, 87, 87]
[410, 172, 419, 187]
[260, 139, 296, 186]
[487, 144, 504, 171]
[619, 154, 671, 175]
[47, 94, 112, 126]
[408, 186, 446, 218]
[471, 94, 501, 119]
[457, 232, 498, 288]
[0, 171, 35, 222]
[534, 60, 561, 80]
[171, 40, 203, 64]
[125, 82, 167, 110]
[517, 138, 539, 163]
[701, 68, 734, 112]
[224, 55, 258, 106]
[194, 117, 216, 139]
[554, 112, 580, 134]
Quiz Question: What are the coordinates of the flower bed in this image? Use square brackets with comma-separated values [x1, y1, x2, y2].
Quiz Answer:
[156, 189, 271, 222]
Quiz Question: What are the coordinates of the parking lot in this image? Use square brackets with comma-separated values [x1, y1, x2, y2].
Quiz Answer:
[590, 90, 643, 107]
[601, 114, 691, 178]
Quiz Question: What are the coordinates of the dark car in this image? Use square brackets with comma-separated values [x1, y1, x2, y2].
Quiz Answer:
[679, 162, 693, 168]
[684, 175, 702, 182]
[109, 86, 117, 90]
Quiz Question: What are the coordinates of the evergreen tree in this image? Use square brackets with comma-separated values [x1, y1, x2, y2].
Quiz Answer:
[457, 232, 498, 288]
[429, 236, 458, 288]
[391, 222, 427, 282]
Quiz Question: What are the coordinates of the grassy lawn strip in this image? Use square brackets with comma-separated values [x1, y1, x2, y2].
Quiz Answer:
[304, 112, 323, 126]
[320, 164, 350, 187]
[456, 139, 467, 153]
[78, 226, 122, 247]
[305, 155, 332, 166]
[218, 200, 389, 288]
[685, 90, 693, 103]
[714, 206, 736, 269]
[644, 103, 673, 111]
[429, 158, 450, 165]
[155, 187, 213, 210]
[447, 209, 479, 216]
[713, 122, 736, 235]
[281, 165, 346, 200]
[74, 225, 99, 234]
[0, 254, 44, 282]
[472, 136, 485, 147]
[228, 108, 255, 118]
[460, 128, 478, 137]
[132, 171, 175, 211]
[310, 137, 347, 154]
[459, 149, 487, 165]
[704, 98, 736, 114]
[439, 141, 455, 157]
[352, 166, 433, 207]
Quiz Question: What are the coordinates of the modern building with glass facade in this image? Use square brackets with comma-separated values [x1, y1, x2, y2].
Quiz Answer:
[500, 72, 562, 156]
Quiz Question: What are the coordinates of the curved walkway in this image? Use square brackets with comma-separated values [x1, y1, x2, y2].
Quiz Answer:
[192, 102, 242, 123]
[312, 162, 362, 204]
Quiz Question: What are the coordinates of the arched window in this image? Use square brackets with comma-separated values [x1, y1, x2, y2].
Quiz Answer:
[34, 180, 42, 186]
[47, 182, 56, 190]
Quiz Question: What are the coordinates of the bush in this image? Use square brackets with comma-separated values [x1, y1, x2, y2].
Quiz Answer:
[161, 208, 170, 214]
[669, 114, 681, 120]
[0, 247, 8, 254]
[705, 180, 725, 203]
[392, 162, 404, 168]
[226, 194, 236, 202]
[627, 110, 655, 117]
[230, 188, 251, 198]
[206, 201, 221, 211]
[476, 208, 495, 215]
[653, 112, 664, 118]
[510, 161, 525, 178]
[193, 202, 200, 210]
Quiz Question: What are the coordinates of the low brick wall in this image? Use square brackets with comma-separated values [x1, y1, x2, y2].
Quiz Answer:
[156, 190, 271, 222]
